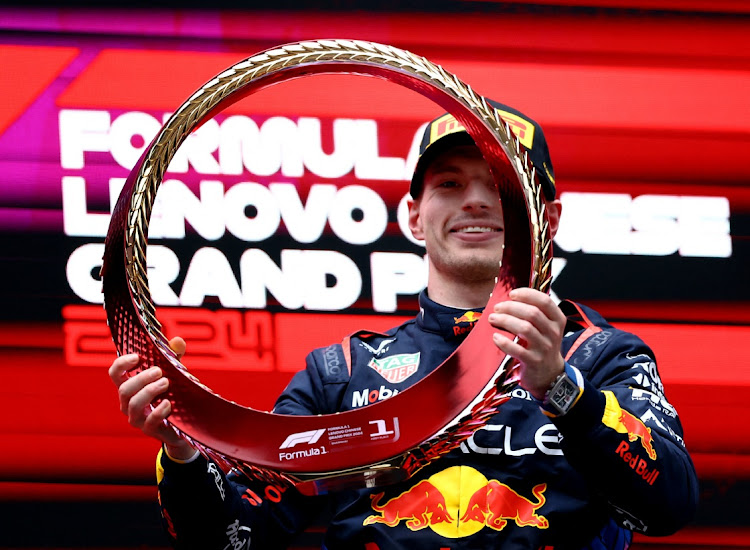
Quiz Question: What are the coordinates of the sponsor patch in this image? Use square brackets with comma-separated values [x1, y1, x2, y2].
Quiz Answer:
[429, 109, 535, 150]
[368, 352, 420, 383]
[601, 391, 657, 460]
[363, 465, 548, 537]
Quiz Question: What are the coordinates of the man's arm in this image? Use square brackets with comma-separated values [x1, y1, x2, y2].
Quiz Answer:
[551, 333, 699, 536]
[155, 444, 323, 550]
[488, 290, 698, 535]
[108, 338, 325, 549]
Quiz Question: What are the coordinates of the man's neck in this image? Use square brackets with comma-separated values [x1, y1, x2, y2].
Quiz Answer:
[426, 278, 494, 310]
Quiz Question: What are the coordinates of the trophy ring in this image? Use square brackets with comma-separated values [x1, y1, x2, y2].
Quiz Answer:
[102, 39, 552, 496]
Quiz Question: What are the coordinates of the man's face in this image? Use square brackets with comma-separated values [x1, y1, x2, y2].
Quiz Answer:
[408, 144, 505, 285]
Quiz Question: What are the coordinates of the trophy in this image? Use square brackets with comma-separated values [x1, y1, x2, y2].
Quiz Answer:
[102, 39, 552, 496]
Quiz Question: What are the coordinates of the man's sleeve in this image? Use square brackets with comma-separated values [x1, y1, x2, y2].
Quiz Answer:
[155, 349, 335, 549]
[156, 448, 325, 550]
[552, 329, 699, 536]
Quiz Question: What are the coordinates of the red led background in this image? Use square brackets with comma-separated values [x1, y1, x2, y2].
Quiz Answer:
[0, 1, 748, 548]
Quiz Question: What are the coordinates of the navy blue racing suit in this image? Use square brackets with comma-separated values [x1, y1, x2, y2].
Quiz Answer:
[156, 292, 698, 549]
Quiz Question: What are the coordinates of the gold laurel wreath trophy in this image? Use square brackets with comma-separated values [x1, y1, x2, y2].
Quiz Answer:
[102, 39, 552, 496]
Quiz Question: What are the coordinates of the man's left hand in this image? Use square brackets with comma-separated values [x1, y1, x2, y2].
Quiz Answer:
[488, 287, 566, 400]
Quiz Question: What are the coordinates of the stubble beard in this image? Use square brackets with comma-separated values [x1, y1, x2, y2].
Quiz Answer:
[428, 244, 503, 285]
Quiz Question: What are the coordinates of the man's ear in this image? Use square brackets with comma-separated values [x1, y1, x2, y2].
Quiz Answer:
[407, 197, 424, 241]
[546, 199, 562, 238]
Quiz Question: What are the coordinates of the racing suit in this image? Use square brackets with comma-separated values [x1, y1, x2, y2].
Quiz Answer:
[156, 291, 698, 549]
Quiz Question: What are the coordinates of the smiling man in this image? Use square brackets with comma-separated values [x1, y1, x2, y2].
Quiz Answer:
[110, 99, 698, 549]
[410, 143, 508, 305]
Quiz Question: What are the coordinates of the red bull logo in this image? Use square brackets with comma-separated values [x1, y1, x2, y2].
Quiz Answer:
[460, 481, 549, 531]
[601, 391, 657, 460]
[364, 480, 454, 531]
[453, 311, 481, 337]
[453, 311, 481, 325]
[617, 409, 657, 460]
[615, 440, 660, 485]
[363, 466, 549, 538]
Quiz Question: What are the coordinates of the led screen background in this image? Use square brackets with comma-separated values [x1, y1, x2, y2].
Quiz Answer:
[0, 3, 749, 548]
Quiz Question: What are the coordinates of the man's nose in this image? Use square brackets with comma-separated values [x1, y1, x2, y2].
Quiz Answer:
[462, 179, 498, 209]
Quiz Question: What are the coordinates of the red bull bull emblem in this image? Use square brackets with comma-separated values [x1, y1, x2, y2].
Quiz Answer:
[602, 391, 660, 485]
[363, 466, 548, 538]
[601, 391, 657, 460]
[453, 311, 481, 337]
[460, 480, 549, 531]
[364, 479, 454, 531]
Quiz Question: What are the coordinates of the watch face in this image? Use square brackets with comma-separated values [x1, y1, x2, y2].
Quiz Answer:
[548, 375, 581, 415]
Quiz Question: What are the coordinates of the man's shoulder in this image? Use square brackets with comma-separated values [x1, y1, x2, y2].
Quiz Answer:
[559, 299, 612, 331]
[560, 300, 643, 340]
[559, 300, 651, 368]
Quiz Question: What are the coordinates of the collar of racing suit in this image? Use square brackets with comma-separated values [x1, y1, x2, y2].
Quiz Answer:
[416, 291, 486, 341]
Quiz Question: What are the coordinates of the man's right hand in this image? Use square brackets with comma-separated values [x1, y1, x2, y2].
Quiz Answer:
[108, 337, 197, 461]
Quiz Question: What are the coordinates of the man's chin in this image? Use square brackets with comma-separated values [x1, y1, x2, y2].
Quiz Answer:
[444, 255, 502, 283]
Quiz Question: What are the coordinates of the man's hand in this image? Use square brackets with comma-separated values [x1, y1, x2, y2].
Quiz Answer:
[108, 336, 196, 460]
[488, 288, 566, 400]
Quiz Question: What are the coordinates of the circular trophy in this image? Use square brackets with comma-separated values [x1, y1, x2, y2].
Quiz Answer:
[102, 39, 552, 496]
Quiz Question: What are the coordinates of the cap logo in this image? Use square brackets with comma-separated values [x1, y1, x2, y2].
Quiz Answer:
[429, 113, 466, 145]
[494, 108, 535, 150]
[428, 109, 535, 150]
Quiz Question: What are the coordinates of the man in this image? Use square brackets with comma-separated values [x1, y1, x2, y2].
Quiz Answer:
[110, 100, 698, 549]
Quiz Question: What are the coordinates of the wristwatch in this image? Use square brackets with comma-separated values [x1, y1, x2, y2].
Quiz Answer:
[541, 362, 584, 417]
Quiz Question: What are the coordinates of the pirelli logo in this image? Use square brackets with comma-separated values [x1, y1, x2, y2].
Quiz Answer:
[428, 108, 535, 150]
[429, 113, 465, 143]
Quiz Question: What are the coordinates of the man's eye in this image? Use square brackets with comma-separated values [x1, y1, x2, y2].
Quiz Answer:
[440, 180, 458, 188]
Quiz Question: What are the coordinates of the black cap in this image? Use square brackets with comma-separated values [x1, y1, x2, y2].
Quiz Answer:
[410, 99, 556, 200]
